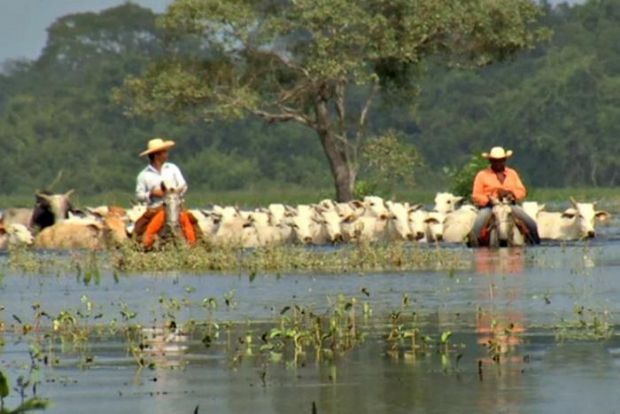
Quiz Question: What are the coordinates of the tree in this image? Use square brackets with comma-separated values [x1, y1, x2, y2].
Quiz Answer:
[116, 0, 549, 201]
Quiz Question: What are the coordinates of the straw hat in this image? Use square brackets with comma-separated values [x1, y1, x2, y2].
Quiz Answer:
[482, 146, 513, 160]
[139, 138, 175, 157]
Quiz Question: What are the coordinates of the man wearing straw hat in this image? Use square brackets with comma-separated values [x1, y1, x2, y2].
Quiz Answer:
[471, 146, 540, 245]
[133, 138, 197, 248]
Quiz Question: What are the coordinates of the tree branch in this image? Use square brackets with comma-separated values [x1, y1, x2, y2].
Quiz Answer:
[250, 107, 314, 128]
[359, 80, 379, 130]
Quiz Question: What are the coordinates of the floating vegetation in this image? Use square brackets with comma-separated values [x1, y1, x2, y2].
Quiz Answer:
[554, 305, 614, 341]
[5, 242, 469, 274]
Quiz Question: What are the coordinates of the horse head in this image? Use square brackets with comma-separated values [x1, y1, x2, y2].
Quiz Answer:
[161, 181, 184, 237]
[490, 198, 515, 246]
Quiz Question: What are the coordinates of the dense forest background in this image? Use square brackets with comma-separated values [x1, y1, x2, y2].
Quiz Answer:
[0, 0, 618, 199]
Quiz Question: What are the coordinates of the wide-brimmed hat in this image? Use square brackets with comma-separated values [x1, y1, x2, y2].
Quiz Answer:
[139, 138, 175, 157]
[482, 146, 513, 160]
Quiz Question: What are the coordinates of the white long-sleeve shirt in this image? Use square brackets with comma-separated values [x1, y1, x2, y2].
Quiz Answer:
[135, 162, 187, 208]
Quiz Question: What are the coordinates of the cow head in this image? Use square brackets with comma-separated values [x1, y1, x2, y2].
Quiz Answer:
[433, 192, 464, 214]
[566, 197, 611, 239]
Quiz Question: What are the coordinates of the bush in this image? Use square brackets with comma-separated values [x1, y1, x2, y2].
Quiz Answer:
[446, 154, 488, 199]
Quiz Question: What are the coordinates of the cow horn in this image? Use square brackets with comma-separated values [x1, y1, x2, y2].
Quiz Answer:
[569, 196, 578, 207]
[36, 192, 52, 202]
[64, 189, 75, 198]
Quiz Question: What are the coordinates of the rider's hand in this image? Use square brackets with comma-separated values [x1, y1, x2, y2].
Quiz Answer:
[498, 189, 515, 200]
[488, 196, 500, 206]
[150, 188, 165, 198]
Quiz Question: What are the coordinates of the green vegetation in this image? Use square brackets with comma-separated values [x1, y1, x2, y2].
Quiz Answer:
[0, 1, 617, 203]
[7, 242, 468, 274]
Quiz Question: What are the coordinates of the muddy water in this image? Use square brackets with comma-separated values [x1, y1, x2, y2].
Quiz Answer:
[1, 242, 620, 413]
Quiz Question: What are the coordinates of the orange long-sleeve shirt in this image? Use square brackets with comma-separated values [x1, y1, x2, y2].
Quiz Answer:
[472, 167, 527, 207]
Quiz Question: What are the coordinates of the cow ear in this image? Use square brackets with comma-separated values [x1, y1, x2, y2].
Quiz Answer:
[87, 223, 102, 233]
[595, 211, 610, 221]
[350, 200, 364, 209]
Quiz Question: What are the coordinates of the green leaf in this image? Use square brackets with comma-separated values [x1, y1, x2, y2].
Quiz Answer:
[0, 370, 9, 398]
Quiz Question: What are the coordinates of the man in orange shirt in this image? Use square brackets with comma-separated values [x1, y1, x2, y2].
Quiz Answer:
[471, 147, 539, 245]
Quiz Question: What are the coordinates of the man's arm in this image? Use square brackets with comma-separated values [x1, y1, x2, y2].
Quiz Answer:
[472, 171, 490, 207]
[135, 172, 150, 204]
[173, 165, 188, 195]
[508, 169, 527, 201]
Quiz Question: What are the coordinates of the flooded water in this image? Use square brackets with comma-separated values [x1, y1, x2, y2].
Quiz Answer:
[1, 239, 620, 413]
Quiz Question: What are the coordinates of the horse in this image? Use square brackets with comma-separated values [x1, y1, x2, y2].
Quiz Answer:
[470, 198, 539, 248]
[158, 183, 186, 245]
[488, 200, 524, 247]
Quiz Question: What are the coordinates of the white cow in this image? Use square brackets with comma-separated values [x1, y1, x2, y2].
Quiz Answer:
[408, 205, 427, 241]
[385, 201, 415, 241]
[0, 223, 34, 249]
[521, 201, 545, 222]
[341, 211, 388, 243]
[363, 196, 389, 217]
[433, 192, 464, 214]
[241, 211, 281, 247]
[211, 206, 247, 244]
[313, 207, 344, 243]
[424, 211, 446, 242]
[537, 199, 610, 240]
[442, 205, 478, 243]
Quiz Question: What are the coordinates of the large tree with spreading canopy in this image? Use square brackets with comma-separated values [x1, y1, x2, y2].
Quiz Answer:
[118, 0, 549, 201]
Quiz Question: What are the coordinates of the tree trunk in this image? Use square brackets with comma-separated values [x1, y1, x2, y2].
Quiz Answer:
[313, 86, 357, 201]
[317, 130, 356, 201]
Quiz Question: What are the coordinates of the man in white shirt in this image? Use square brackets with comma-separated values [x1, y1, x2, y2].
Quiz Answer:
[133, 138, 198, 247]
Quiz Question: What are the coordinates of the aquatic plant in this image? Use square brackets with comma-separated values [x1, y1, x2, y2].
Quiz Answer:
[6, 242, 469, 275]
[555, 305, 614, 341]
[0, 367, 49, 414]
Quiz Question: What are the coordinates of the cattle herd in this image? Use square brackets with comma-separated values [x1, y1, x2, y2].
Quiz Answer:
[0, 190, 612, 250]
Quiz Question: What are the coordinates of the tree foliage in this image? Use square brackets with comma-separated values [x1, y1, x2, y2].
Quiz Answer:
[117, 0, 548, 200]
[0, 1, 617, 201]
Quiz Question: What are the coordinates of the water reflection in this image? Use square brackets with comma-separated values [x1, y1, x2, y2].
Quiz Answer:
[474, 247, 525, 275]
[474, 248, 526, 359]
